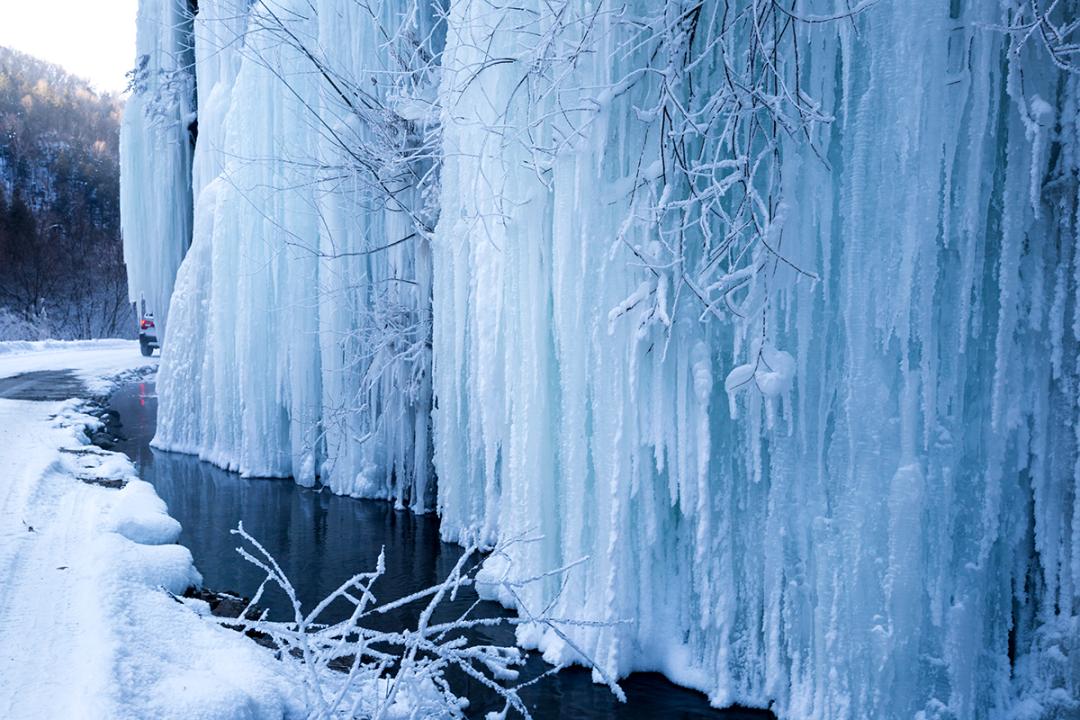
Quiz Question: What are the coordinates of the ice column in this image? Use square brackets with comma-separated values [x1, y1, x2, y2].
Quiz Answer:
[120, 0, 197, 334]
[149, 0, 437, 507]
[432, 1, 1080, 717]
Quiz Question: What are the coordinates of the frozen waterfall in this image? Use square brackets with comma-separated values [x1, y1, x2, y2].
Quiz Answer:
[121, 1, 1079, 718]
[434, 2, 1079, 717]
[142, 0, 437, 504]
[120, 0, 197, 334]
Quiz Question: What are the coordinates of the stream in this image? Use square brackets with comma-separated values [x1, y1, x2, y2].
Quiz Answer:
[108, 379, 773, 720]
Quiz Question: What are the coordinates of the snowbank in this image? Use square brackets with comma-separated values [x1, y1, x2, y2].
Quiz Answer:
[107, 479, 183, 545]
[0, 393, 304, 718]
[0, 338, 135, 357]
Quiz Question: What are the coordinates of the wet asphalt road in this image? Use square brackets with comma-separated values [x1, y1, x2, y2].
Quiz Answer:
[0, 370, 86, 401]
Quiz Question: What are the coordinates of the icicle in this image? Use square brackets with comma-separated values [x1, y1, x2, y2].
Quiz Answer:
[122, 0, 1080, 717]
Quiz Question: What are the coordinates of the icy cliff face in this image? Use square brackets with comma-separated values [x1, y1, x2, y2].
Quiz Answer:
[120, 0, 197, 334]
[434, 1, 1079, 716]
[123, 0, 1079, 717]
[149, 0, 436, 505]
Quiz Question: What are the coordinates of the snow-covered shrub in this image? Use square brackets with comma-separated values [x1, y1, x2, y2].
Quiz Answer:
[0, 306, 48, 341]
[221, 523, 624, 720]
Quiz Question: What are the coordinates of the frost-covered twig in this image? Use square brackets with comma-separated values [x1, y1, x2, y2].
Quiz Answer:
[218, 523, 623, 719]
[444, 0, 861, 396]
[1002, 0, 1080, 74]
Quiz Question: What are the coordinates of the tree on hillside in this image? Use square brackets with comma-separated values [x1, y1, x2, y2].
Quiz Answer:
[0, 46, 131, 339]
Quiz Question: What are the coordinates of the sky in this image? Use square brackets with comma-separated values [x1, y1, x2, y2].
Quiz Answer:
[0, 0, 138, 94]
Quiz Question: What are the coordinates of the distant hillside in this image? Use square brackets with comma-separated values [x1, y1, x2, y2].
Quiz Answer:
[0, 46, 131, 339]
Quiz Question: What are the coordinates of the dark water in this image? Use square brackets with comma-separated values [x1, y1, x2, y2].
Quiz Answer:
[109, 380, 774, 720]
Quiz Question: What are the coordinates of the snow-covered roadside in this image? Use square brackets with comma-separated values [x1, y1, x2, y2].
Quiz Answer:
[0, 339, 160, 395]
[0, 341, 303, 718]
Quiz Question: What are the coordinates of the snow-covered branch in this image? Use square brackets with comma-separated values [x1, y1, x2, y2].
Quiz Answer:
[218, 523, 623, 719]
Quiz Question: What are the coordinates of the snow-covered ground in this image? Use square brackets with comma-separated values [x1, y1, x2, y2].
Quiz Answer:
[0, 340, 161, 395]
[0, 341, 301, 719]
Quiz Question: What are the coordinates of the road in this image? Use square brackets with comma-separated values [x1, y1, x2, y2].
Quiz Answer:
[0, 370, 86, 401]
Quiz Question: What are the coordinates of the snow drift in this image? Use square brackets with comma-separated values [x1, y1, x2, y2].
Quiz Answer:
[122, 1, 1079, 717]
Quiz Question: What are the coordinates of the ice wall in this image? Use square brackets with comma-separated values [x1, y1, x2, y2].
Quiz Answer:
[432, 1, 1079, 718]
[121, 0, 1080, 718]
[149, 0, 436, 507]
[120, 0, 197, 333]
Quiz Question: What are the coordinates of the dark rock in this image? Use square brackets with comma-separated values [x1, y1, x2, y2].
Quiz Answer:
[183, 586, 262, 620]
[77, 475, 126, 489]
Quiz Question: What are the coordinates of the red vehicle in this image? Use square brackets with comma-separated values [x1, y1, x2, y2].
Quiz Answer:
[139, 313, 158, 357]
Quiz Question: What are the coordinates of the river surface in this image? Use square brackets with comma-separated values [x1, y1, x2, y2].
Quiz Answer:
[109, 380, 773, 720]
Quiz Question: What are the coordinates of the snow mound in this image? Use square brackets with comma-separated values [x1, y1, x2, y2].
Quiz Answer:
[107, 479, 183, 545]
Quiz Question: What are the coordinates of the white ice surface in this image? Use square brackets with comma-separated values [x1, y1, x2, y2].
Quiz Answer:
[149, 0, 436, 508]
[119, 0, 195, 336]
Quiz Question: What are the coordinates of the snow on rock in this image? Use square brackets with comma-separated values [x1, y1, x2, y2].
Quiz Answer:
[96, 530, 199, 594]
[107, 479, 183, 545]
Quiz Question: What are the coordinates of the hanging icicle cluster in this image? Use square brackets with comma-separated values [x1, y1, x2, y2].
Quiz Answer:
[123, 0, 1079, 717]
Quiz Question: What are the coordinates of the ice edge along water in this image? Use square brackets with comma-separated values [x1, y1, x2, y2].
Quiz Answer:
[120, 1, 1079, 719]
